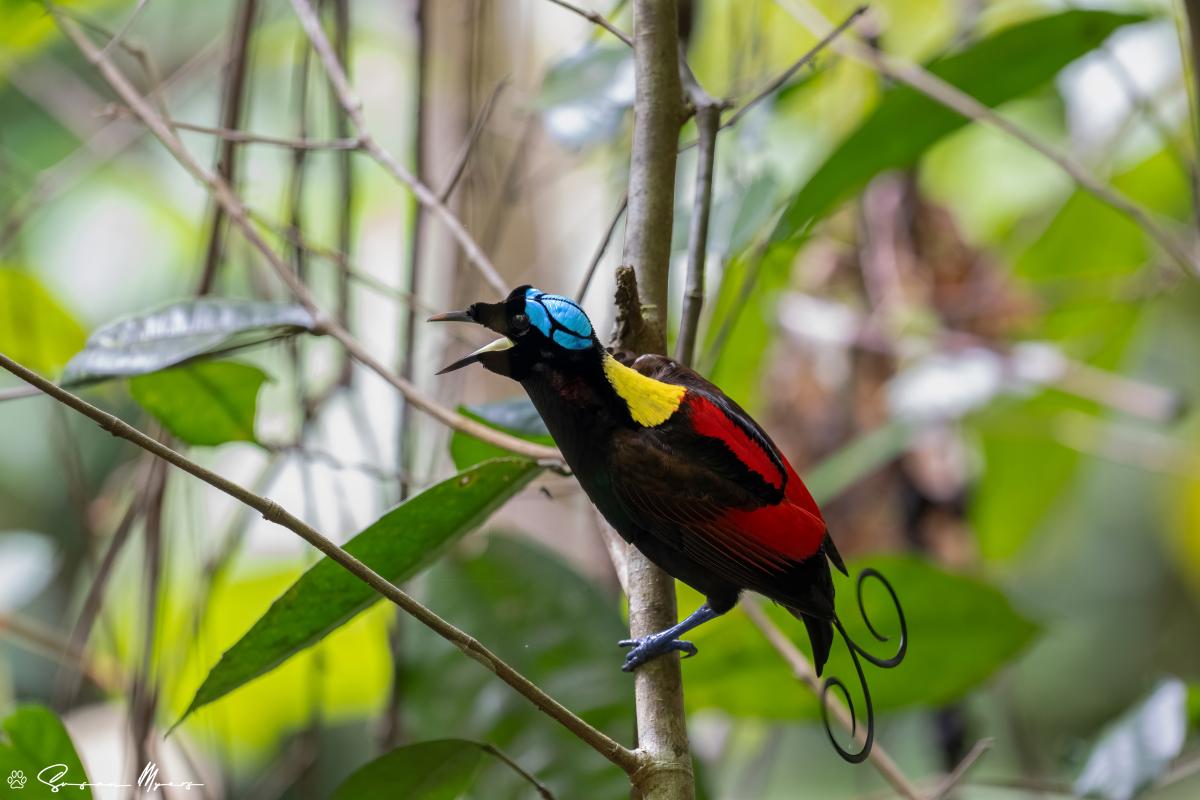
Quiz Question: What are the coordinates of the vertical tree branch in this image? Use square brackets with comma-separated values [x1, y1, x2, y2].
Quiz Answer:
[197, 0, 259, 295]
[333, 0, 354, 387]
[675, 61, 722, 367]
[614, 2, 692, 798]
[1180, 0, 1200, 233]
[621, 0, 686, 351]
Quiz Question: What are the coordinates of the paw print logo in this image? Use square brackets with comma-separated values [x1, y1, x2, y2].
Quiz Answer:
[7, 769, 27, 789]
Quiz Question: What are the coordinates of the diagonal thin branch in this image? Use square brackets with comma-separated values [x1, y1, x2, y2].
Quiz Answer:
[100, 107, 361, 149]
[544, 0, 632, 47]
[288, 0, 508, 295]
[438, 78, 508, 203]
[778, 0, 1199, 277]
[722, 6, 865, 131]
[742, 599, 923, 800]
[52, 7, 561, 465]
[0, 351, 640, 776]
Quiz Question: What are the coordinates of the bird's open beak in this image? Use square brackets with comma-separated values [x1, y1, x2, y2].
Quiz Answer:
[429, 307, 514, 374]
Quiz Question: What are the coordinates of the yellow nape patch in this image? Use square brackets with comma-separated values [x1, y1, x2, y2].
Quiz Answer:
[602, 354, 686, 427]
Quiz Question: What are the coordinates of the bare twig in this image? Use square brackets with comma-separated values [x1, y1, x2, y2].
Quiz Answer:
[742, 599, 922, 800]
[576, 194, 627, 301]
[332, 0, 354, 389]
[721, 6, 865, 131]
[779, 0, 1199, 276]
[98, 0, 150, 58]
[0, 612, 122, 693]
[0, 351, 640, 776]
[55, 464, 148, 703]
[676, 61, 722, 367]
[544, 0, 633, 47]
[929, 738, 994, 800]
[288, 0, 508, 295]
[197, 0, 260, 295]
[438, 78, 508, 203]
[478, 743, 557, 800]
[52, 9, 561, 464]
[100, 108, 361, 149]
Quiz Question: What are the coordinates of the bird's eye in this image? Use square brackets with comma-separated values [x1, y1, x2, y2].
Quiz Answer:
[511, 313, 530, 334]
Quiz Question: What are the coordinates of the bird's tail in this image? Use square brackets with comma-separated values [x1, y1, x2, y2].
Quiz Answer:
[788, 609, 834, 677]
[819, 568, 908, 764]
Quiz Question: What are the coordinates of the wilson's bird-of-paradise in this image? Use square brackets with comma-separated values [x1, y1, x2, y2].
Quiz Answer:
[431, 285, 907, 762]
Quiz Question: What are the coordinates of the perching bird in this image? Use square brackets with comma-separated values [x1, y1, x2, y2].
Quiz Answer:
[431, 285, 905, 762]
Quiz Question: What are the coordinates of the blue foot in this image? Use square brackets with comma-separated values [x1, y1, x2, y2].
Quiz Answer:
[618, 634, 698, 672]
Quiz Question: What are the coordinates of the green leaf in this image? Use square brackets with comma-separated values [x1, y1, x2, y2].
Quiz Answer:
[704, 243, 795, 409]
[449, 398, 554, 470]
[61, 298, 315, 384]
[0, 267, 87, 376]
[178, 458, 541, 723]
[331, 739, 486, 800]
[770, 10, 1145, 243]
[1018, 149, 1191, 281]
[683, 555, 1039, 718]
[805, 421, 914, 504]
[129, 360, 267, 446]
[0, 705, 92, 800]
[402, 536, 632, 799]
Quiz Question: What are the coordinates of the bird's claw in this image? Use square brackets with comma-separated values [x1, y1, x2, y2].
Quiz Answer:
[618, 635, 698, 672]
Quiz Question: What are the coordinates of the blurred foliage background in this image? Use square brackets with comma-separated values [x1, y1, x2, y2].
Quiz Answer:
[2, 0, 1200, 797]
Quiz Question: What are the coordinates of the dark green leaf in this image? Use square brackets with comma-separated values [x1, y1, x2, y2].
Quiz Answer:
[178, 458, 541, 723]
[683, 555, 1039, 718]
[449, 398, 554, 470]
[331, 739, 485, 800]
[0, 705, 92, 800]
[770, 10, 1145, 243]
[331, 739, 551, 800]
[403, 536, 632, 800]
[61, 298, 315, 384]
[129, 360, 267, 446]
[0, 266, 87, 376]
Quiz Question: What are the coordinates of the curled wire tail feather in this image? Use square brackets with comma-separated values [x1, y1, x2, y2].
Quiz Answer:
[820, 568, 908, 763]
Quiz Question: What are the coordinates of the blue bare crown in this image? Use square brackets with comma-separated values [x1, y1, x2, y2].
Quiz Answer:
[524, 287, 593, 350]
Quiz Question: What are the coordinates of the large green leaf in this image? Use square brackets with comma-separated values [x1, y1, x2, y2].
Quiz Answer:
[449, 398, 554, 470]
[331, 739, 485, 800]
[129, 360, 267, 446]
[402, 536, 632, 800]
[0, 706, 92, 800]
[0, 267, 87, 376]
[178, 458, 541, 723]
[683, 555, 1038, 718]
[770, 10, 1145, 243]
[1017, 149, 1192, 280]
[61, 298, 315, 384]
